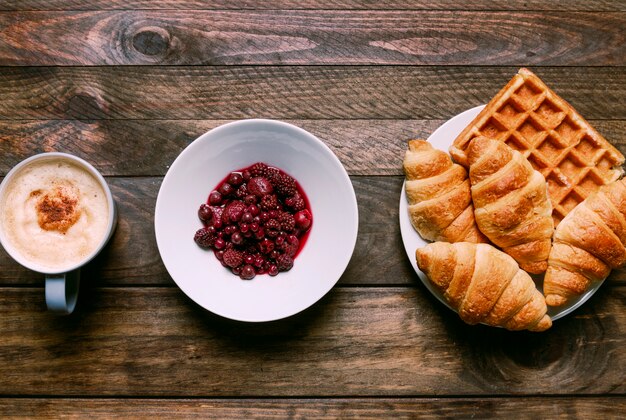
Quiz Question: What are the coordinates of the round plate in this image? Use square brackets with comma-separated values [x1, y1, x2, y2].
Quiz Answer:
[155, 119, 358, 322]
[399, 105, 604, 321]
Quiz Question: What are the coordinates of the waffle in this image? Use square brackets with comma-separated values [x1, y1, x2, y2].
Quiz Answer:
[450, 68, 625, 225]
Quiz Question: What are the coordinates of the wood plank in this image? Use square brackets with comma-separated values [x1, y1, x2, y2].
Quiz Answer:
[1, 397, 625, 418]
[2, 176, 626, 287]
[0, 286, 623, 396]
[1, 119, 624, 177]
[0, 67, 624, 120]
[0, 1, 622, 12]
[0, 119, 442, 176]
[1, 11, 624, 66]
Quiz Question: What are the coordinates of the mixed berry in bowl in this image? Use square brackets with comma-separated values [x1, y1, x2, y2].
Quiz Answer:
[194, 162, 312, 280]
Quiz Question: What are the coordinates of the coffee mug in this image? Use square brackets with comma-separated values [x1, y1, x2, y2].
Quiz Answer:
[0, 153, 117, 314]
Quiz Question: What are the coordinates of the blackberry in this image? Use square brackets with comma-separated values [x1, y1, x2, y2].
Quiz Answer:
[250, 163, 269, 177]
[272, 173, 297, 197]
[265, 219, 281, 237]
[285, 194, 305, 211]
[260, 194, 280, 211]
[266, 167, 280, 181]
[278, 211, 295, 232]
[235, 183, 248, 198]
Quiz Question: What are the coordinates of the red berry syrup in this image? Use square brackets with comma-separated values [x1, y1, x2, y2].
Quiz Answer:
[193, 162, 312, 280]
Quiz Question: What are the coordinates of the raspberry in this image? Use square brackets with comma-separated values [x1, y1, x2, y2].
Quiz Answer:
[260, 194, 280, 211]
[248, 177, 274, 197]
[222, 200, 246, 224]
[285, 194, 305, 211]
[194, 227, 216, 248]
[276, 254, 294, 272]
[278, 211, 295, 232]
[272, 173, 297, 197]
[222, 248, 243, 268]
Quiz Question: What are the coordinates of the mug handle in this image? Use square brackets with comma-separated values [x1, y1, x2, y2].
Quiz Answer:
[45, 269, 80, 314]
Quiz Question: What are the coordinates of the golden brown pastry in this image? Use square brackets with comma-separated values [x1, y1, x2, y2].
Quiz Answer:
[467, 137, 554, 274]
[416, 242, 552, 332]
[403, 139, 487, 243]
[544, 179, 626, 306]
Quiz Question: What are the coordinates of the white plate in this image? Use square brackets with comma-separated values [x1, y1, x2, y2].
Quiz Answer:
[155, 119, 358, 322]
[399, 105, 604, 322]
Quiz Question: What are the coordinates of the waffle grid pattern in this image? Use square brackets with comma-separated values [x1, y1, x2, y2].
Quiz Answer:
[452, 69, 624, 224]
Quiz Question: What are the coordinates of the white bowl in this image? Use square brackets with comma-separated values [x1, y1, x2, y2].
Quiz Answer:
[399, 105, 604, 322]
[155, 119, 358, 322]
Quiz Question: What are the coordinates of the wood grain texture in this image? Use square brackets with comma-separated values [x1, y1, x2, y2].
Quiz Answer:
[1, 119, 624, 176]
[0, 67, 624, 120]
[0, 286, 623, 396]
[0, 119, 442, 176]
[2, 176, 625, 286]
[1, 11, 624, 66]
[0, 1, 623, 11]
[1, 397, 625, 419]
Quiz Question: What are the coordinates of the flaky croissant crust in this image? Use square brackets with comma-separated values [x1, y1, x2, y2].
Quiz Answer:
[416, 242, 552, 332]
[544, 178, 626, 306]
[404, 139, 487, 244]
[468, 137, 554, 274]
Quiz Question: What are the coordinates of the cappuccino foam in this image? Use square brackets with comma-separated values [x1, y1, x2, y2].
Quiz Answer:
[0, 158, 110, 271]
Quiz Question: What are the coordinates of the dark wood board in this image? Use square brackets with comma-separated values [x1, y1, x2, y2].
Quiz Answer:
[0, 287, 624, 396]
[0, 67, 624, 120]
[0, 0, 623, 11]
[1, 397, 625, 419]
[1, 11, 624, 66]
[1, 119, 623, 176]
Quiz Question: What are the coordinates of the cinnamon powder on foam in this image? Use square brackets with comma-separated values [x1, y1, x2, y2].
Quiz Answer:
[32, 185, 81, 234]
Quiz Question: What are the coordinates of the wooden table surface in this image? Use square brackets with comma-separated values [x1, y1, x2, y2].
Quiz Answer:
[0, 1, 625, 418]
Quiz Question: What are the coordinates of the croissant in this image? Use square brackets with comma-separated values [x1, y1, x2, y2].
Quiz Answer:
[467, 137, 554, 274]
[416, 242, 552, 331]
[403, 139, 487, 243]
[544, 179, 626, 306]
